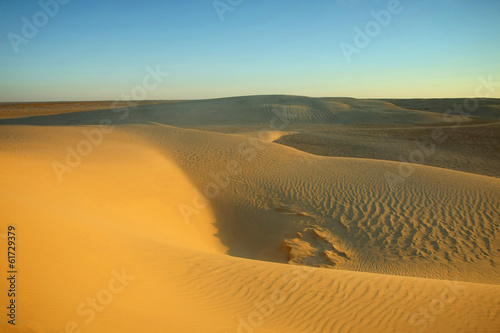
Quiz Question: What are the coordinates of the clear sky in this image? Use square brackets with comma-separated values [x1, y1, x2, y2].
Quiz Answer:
[1, 0, 499, 101]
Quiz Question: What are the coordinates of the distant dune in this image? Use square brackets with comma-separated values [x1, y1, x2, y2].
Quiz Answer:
[1, 95, 499, 125]
[1, 95, 499, 332]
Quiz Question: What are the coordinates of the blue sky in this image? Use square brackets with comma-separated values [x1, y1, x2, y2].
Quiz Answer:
[0, 0, 499, 101]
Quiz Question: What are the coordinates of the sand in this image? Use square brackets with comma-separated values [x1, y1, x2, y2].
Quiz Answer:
[0, 96, 499, 332]
[0, 101, 179, 120]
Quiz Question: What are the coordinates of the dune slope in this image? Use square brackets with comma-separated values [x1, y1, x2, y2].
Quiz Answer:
[1, 123, 499, 333]
[134, 123, 500, 284]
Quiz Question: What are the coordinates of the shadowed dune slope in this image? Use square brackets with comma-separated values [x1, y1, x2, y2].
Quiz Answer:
[274, 121, 500, 178]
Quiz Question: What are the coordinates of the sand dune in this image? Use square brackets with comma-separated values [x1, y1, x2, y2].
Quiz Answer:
[275, 121, 500, 178]
[2, 95, 498, 177]
[133, 123, 500, 284]
[3, 95, 499, 127]
[1, 95, 499, 332]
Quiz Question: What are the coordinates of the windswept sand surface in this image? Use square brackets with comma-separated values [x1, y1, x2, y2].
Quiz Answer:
[1, 96, 499, 332]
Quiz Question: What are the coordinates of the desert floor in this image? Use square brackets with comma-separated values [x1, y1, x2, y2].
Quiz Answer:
[0, 95, 499, 333]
